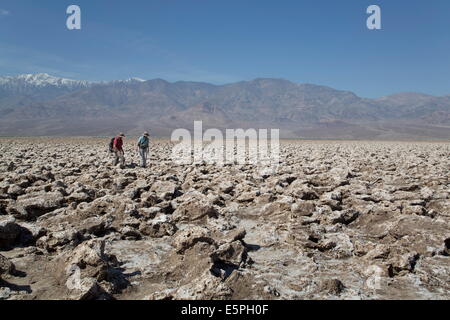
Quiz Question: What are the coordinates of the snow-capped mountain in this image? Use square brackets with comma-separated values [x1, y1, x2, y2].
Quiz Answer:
[125, 77, 145, 83]
[0, 73, 149, 90]
[0, 73, 95, 108]
[107, 77, 147, 85]
[0, 73, 92, 90]
[0, 73, 151, 107]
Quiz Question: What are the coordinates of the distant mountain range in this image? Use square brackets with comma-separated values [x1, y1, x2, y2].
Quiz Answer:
[0, 73, 449, 140]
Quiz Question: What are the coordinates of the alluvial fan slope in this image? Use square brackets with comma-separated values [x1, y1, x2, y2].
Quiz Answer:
[0, 138, 449, 300]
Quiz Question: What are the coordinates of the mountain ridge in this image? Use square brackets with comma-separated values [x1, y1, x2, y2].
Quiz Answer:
[0, 74, 449, 140]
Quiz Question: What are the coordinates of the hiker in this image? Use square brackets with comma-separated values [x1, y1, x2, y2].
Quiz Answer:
[137, 131, 150, 168]
[112, 133, 126, 166]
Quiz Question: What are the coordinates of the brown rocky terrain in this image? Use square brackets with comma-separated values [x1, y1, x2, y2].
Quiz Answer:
[0, 137, 449, 300]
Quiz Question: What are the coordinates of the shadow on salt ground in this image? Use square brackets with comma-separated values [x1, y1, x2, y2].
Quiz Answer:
[210, 262, 239, 280]
[246, 243, 261, 252]
[108, 267, 142, 293]
[0, 279, 32, 294]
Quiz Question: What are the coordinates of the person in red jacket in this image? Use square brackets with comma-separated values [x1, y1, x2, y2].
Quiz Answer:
[113, 133, 126, 166]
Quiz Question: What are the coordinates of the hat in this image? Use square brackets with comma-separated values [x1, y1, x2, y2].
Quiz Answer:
[143, 132, 149, 137]
[119, 132, 125, 137]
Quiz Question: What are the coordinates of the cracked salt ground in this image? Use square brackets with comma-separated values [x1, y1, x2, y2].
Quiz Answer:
[239, 218, 369, 299]
[106, 240, 173, 277]
[0, 138, 449, 299]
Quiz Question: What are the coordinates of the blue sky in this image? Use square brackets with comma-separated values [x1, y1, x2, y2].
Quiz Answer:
[0, 0, 449, 98]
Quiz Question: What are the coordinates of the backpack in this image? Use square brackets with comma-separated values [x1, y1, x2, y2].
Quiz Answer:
[138, 136, 149, 148]
[108, 137, 115, 152]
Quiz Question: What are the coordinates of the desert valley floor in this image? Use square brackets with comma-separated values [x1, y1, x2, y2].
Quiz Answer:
[0, 138, 449, 300]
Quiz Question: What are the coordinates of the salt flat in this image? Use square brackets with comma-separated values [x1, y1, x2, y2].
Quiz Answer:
[0, 138, 449, 300]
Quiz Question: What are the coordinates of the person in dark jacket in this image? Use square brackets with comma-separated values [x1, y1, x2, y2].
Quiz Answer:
[113, 133, 126, 166]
